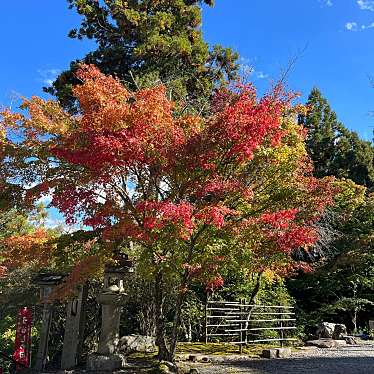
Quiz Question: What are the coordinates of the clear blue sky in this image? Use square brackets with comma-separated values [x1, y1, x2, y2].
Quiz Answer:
[1, 0, 374, 144]
[1, 0, 373, 228]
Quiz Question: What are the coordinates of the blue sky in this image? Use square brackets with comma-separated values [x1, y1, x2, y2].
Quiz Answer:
[1, 1, 374, 141]
[1, 0, 374, 228]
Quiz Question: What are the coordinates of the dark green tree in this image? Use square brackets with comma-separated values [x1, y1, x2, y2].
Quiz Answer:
[298, 88, 374, 188]
[47, 0, 239, 113]
[288, 180, 374, 334]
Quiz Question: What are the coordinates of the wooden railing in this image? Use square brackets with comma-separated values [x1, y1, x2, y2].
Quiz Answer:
[205, 300, 297, 351]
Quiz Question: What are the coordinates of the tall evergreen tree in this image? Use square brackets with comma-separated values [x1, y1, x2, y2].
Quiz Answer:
[47, 0, 239, 113]
[299, 88, 374, 188]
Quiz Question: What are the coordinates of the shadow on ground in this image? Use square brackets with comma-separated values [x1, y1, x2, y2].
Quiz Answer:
[204, 356, 374, 374]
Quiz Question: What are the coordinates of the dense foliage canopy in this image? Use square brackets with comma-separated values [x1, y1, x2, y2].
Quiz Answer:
[0, 64, 335, 359]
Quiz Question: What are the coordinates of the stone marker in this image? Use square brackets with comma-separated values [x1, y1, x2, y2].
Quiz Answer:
[35, 303, 54, 371]
[61, 284, 88, 370]
[33, 273, 65, 372]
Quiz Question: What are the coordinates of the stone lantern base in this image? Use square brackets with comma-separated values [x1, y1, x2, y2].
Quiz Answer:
[86, 353, 126, 371]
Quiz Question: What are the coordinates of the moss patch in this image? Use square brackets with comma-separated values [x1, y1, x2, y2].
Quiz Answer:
[176, 342, 281, 357]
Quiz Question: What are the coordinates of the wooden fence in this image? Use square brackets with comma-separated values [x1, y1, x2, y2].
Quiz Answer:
[205, 300, 297, 351]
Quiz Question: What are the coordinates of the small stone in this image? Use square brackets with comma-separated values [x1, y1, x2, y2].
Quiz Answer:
[296, 346, 318, 350]
[188, 354, 198, 362]
[262, 349, 278, 358]
[189, 369, 200, 374]
[277, 347, 292, 358]
[344, 336, 358, 345]
[201, 356, 210, 362]
[153, 362, 171, 373]
[86, 353, 126, 371]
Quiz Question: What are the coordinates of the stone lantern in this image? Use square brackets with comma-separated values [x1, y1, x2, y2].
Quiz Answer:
[87, 256, 134, 371]
[33, 273, 65, 371]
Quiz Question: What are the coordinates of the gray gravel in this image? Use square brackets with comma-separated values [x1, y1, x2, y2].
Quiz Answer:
[189, 344, 374, 374]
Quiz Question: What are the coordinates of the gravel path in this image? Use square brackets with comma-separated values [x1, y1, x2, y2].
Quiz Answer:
[189, 345, 374, 374]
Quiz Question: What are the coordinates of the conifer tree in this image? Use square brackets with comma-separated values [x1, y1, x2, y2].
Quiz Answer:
[47, 0, 239, 113]
[299, 88, 374, 188]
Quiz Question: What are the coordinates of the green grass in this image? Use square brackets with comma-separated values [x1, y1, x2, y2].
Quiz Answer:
[127, 341, 296, 364]
[176, 342, 281, 357]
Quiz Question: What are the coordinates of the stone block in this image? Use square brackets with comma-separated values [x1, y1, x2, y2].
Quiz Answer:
[276, 347, 292, 358]
[262, 349, 278, 358]
[86, 353, 126, 371]
[335, 339, 347, 346]
[306, 339, 338, 348]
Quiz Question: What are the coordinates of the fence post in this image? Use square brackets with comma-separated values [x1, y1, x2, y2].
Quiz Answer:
[244, 298, 248, 345]
[239, 298, 243, 354]
[204, 295, 208, 344]
[279, 307, 284, 347]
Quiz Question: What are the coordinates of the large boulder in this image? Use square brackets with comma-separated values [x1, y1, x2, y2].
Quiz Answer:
[119, 335, 157, 354]
[332, 324, 347, 339]
[316, 322, 336, 338]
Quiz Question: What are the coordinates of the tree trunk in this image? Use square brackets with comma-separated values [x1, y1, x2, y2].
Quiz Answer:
[154, 271, 170, 361]
[244, 272, 263, 333]
[352, 307, 358, 334]
[187, 318, 192, 342]
[249, 272, 263, 305]
[169, 287, 187, 362]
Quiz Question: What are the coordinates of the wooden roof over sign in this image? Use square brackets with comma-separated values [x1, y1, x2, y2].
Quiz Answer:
[33, 273, 66, 286]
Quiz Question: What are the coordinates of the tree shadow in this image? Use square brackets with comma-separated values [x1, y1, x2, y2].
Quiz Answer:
[220, 356, 374, 374]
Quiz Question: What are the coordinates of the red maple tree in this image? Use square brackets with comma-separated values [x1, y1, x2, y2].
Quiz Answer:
[1, 65, 335, 360]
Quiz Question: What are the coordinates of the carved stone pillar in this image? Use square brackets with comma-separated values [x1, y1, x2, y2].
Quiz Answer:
[33, 273, 65, 371]
[61, 284, 88, 369]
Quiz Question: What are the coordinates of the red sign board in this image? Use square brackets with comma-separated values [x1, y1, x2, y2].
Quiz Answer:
[13, 307, 32, 370]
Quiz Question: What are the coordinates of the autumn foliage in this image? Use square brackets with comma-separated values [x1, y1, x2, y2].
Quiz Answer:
[0, 229, 54, 275]
[1, 64, 334, 293]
